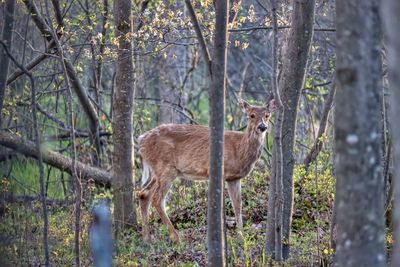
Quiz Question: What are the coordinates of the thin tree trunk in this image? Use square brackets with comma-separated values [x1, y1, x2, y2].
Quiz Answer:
[30, 61, 50, 267]
[265, 0, 316, 260]
[382, 0, 400, 265]
[184, 0, 212, 77]
[0, 40, 50, 266]
[303, 81, 336, 169]
[334, 0, 385, 266]
[95, 0, 109, 106]
[268, 0, 284, 261]
[207, 0, 229, 265]
[112, 0, 137, 230]
[41, 1, 82, 262]
[0, 0, 16, 119]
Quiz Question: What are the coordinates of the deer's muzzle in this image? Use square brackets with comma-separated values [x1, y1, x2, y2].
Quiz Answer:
[257, 123, 267, 132]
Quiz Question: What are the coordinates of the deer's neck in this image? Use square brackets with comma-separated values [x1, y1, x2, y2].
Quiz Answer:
[239, 128, 265, 163]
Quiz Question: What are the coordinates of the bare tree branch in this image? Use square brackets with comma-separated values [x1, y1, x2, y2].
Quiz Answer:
[0, 131, 111, 185]
[22, 0, 101, 166]
[229, 25, 334, 33]
[6, 52, 50, 85]
[184, 0, 212, 76]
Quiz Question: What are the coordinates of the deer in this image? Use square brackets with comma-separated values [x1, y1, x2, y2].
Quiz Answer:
[137, 98, 277, 243]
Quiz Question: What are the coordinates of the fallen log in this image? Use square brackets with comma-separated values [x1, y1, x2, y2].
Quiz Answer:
[0, 131, 111, 186]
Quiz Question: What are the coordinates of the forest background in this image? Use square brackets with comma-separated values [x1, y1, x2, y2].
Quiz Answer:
[0, 0, 398, 266]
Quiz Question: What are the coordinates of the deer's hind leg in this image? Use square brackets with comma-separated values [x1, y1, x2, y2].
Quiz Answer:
[138, 177, 157, 243]
[152, 169, 179, 243]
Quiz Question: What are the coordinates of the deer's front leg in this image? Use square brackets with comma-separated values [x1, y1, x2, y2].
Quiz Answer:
[227, 179, 243, 229]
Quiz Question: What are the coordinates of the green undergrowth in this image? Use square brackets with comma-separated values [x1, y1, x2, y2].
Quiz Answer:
[1, 153, 337, 266]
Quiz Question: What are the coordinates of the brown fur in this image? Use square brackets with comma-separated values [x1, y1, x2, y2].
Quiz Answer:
[138, 99, 277, 243]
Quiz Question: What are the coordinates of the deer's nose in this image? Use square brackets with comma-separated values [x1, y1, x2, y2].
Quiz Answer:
[258, 123, 267, 132]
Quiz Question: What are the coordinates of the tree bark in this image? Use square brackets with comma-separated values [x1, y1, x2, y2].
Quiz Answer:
[334, 0, 386, 266]
[265, 0, 316, 259]
[266, 0, 284, 261]
[0, 131, 111, 186]
[382, 0, 400, 265]
[207, 0, 229, 265]
[0, 0, 16, 119]
[112, 0, 137, 229]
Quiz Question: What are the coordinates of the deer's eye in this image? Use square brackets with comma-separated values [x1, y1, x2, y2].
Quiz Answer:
[265, 114, 270, 118]
[250, 114, 255, 118]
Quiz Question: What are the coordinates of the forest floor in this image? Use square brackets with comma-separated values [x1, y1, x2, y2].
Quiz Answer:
[1, 158, 338, 266]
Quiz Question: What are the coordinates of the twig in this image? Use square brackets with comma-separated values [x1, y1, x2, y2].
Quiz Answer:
[229, 25, 335, 33]
[44, 131, 111, 142]
[135, 97, 198, 124]
[6, 47, 51, 85]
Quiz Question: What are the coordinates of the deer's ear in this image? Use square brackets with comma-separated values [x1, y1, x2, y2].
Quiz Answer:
[238, 99, 251, 114]
[267, 99, 278, 112]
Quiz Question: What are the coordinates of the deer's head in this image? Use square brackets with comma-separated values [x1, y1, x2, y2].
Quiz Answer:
[239, 98, 278, 135]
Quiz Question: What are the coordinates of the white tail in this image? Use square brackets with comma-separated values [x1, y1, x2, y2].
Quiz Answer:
[138, 99, 277, 243]
[140, 161, 150, 187]
[138, 135, 150, 187]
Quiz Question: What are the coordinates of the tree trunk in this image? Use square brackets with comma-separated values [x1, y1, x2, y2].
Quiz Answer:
[265, 0, 316, 259]
[112, 0, 137, 230]
[0, 0, 16, 120]
[266, 0, 284, 261]
[334, 0, 386, 266]
[382, 0, 400, 265]
[207, 0, 229, 265]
